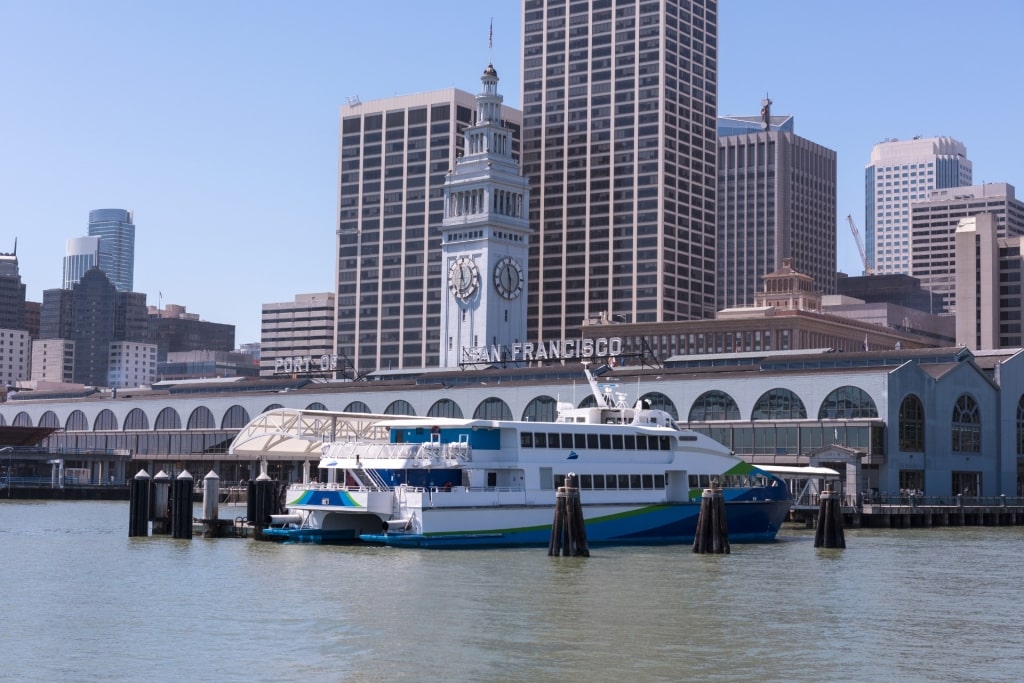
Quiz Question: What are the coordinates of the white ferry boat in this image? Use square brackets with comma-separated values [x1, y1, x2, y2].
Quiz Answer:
[259, 366, 793, 548]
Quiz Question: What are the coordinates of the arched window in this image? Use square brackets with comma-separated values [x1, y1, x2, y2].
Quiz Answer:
[752, 389, 807, 420]
[1017, 395, 1024, 455]
[385, 400, 416, 416]
[578, 395, 598, 409]
[522, 396, 557, 423]
[187, 406, 215, 430]
[818, 386, 878, 419]
[344, 401, 371, 414]
[39, 411, 60, 428]
[93, 409, 117, 431]
[154, 407, 182, 430]
[898, 395, 925, 452]
[13, 411, 32, 426]
[221, 405, 251, 429]
[473, 397, 512, 421]
[427, 399, 463, 419]
[262, 403, 284, 413]
[688, 390, 741, 421]
[640, 392, 679, 420]
[66, 410, 88, 431]
[951, 394, 980, 453]
[123, 408, 150, 430]
[305, 402, 327, 411]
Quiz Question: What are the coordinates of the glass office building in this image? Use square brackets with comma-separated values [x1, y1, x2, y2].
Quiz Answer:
[88, 208, 135, 292]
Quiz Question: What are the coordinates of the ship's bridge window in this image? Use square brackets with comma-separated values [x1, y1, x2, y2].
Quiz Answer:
[636, 435, 648, 449]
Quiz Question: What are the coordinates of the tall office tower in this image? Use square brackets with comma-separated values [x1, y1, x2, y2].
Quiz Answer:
[88, 208, 136, 292]
[0, 247, 27, 330]
[521, 0, 718, 343]
[261, 293, 336, 377]
[717, 104, 837, 310]
[911, 183, 1024, 312]
[865, 137, 971, 275]
[335, 90, 521, 373]
[63, 236, 101, 289]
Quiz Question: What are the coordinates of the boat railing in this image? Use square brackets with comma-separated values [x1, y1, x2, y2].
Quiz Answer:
[326, 440, 472, 467]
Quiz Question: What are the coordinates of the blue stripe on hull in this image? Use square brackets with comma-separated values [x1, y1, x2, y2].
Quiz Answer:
[360, 500, 791, 549]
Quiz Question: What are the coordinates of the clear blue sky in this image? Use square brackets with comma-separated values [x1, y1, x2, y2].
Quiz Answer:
[1, 0, 1021, 345]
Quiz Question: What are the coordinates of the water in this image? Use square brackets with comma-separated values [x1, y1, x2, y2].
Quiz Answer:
[2, 501, 1023, 683]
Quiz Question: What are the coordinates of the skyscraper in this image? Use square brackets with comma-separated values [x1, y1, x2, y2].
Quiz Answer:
[334, 89, 520, 373]
[63, 235, 101, 289]
[521, 0, 719, 342]
[717, 105, 837, 310]
[865, 137, 971, 275]
[88, 208, 136, 292]
[0, 247, 27, 331]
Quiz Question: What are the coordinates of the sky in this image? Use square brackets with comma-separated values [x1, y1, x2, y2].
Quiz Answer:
[1, 0, 1021, 345]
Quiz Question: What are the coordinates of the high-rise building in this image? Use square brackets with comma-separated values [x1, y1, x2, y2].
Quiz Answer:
[865, 137, 971, 275]
[717, 103, 837, 310]
[521, 0, 719, 342]
[88, 208, 136, 292]
[262, 293, 336, 377]
[910, 183, 1024, 312]
[63, 236, 101, 289]
[334, 89, 520, 373]
[146, 304, 235, 362]
[0, 247, 27, 331]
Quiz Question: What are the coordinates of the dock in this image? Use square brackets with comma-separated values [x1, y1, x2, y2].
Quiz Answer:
[792, 493, 1024, 528]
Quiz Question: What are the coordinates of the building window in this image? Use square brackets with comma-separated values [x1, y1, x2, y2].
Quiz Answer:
[688, 390, 741, 421]
[522, 395, 557, 422]
[1017, 394, 1024, 455]
[898, 395, 924, 452]
[818, 386, 879, 419]
[951, 394, 981, 453]
[751, 388, 807, 420]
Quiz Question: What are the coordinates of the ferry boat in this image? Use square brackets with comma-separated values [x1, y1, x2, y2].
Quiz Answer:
[261, 366, 793, 548]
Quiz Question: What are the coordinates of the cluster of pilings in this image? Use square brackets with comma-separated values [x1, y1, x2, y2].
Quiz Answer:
[814, 486, 846, 548]
[693, 482, 730, 554]
[129, 469, 272, 539]
[548, 473, 589, 557]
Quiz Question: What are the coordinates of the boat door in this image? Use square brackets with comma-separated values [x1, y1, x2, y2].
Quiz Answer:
[665, 470, 689, 502]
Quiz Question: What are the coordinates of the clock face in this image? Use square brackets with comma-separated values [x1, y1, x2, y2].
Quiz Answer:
[493, 256, 523, 299]
[448, 256, 479, 301]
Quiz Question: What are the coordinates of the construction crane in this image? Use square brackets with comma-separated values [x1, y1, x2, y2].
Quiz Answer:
[846, 214, 872, 275]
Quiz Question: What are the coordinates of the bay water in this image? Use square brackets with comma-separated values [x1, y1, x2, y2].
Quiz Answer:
[1, 500, 1022, 682]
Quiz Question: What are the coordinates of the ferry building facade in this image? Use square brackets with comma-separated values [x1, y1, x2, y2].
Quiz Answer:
[2, 346, 1023, 499]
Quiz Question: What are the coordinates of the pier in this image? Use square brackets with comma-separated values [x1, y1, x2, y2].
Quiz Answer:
[791, 492, 1024, 528]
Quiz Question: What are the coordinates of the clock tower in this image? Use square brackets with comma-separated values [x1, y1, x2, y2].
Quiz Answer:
[439, 63, 530, 368]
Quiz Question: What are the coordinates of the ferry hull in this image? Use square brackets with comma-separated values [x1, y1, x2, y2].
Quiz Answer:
[359, 498, 791, 549]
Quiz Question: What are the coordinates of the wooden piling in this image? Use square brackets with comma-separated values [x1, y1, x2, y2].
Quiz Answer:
[813, 486, 846, 548]
[693, 482, 730, 554]
[128, 469, 151, 537]
[547, 473, 589, 556]
[171, 470, 194, 539]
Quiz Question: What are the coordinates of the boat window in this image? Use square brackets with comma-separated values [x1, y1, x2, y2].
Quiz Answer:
[612, 434, 623, 450]
[689, 474, 699, 488]
[600, 434, 611, 449]
[554, 473, 566, 488]
[617, 474, 629, 489]
[636, 435, 648, 450]
[574, 433, 586, 449]
[580, 474, 592, 489]
[659, 436, 671, 450]
[587, 434, 598, 449]
[625, 434, 636, 450]
[548, 433, 560, 448]
[630, 474, 641, 489]
[592, 474, 605, 490]
[521, 432, 533, 447]
[654, 474, 665, 489]
[535, 433, 547, 448]
[642, 474, 654, 489]
[487, 472, 497, 487]
[678, 435, 697, 442]
[539, 467, 554, 490]
[699, 474, 710, 488]
[562, 434, 572, 447]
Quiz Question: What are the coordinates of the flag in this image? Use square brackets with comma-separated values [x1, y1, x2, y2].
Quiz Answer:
[489, 18, 493, 49]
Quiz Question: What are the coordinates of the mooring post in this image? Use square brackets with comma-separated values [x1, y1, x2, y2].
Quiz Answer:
[202, 470, 221, 538]
[128, 469, 151, 537]
[547, 473, 589, 557]
[814, 485, 846, 548]
[250, 470, 276, 540]
[152, 470, 171, 534]
[171, 470, 194, 539]
[693, 481, 730, 554]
